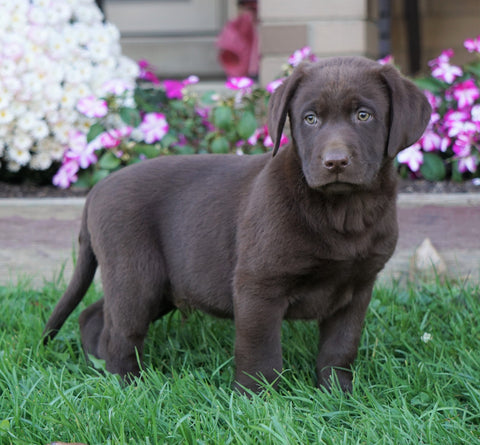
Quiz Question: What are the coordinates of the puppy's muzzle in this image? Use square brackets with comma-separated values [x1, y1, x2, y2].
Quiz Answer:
[322, 147, 352, 174]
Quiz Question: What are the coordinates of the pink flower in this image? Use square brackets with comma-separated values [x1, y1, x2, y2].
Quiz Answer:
[420, 131, 442, 152]
[99, 131, 122, 149]
[428, 49, 454, 67]
[446, 120, 477, 138]
[266, 78, 285, 94]
[423, 91, 441, 110]
[377, 55, 394, 65]
[429, 112, 441, 126]
[138, 59, 160, 85]
[65, 131, 97, 169]
[164, 75, 199, 99]
[471, 104, 480, 122]
[247, 128, 262, 145]
[77, 95, 108, 118]
[453, 133, 474, 157]
[225, 77, 254, 91]
[288, 46, 318, 67]
[451, 79, 480, 109]
[102, 79, 135, 95]
[431, 62, 463, 84]
[53, 160, 79, 189]
[464, 35, 480, 53]
[397, 143, 423, 172]
[444, 109, 470, 123]
[139, 112, 169, 143]
[247, 125, 288, 149]
[429, 49, 463, 84]
[264, 132, 289, 148]
[439, 136, 451, 152]
[458, 156, 477, 173]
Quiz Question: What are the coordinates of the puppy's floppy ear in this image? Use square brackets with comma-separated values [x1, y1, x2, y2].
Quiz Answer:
[380, 64, 432, 158]
[267, 64, 307, 156]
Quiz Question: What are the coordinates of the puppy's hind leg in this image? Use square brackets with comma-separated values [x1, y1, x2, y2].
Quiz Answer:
[79, 298, 105, 359]
[94, 249, 172, 380]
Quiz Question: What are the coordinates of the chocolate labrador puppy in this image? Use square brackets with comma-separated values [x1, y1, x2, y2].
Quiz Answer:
[43, 57, 431, 393]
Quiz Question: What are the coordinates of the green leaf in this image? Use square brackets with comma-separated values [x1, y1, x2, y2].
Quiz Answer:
[213, 106, 233, 130]
[72, 174, 92, 189]
[91, 169, 111, 185]
[465, 62, 480, 78]
[420, 152, 446, 181]
[200, 91, 218, 105]
[161, 133, 177, 148]
[119, 107, 141, 127]
[98, 151, 121, 170]
[451, 160, 463, 182]
[237, 111, 258, 140]
[174, 145, 196, 155]
[133, 143, 160, 159]
[210, 136, 230, 154]
[87, 123, 105, 143]
[413, 77, 446, 94]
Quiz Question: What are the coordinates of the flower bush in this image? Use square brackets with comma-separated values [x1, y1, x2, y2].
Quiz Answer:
[4, 7, 479, 189]
[397, 36, 480, 181]
[0, 0, 138, 182]
[52, 53, 304, 188]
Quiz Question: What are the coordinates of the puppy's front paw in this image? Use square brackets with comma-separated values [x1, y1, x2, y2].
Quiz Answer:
[318, 367, 353, 393]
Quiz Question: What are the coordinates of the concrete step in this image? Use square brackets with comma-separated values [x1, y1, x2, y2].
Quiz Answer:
[1, 194, 479, 287]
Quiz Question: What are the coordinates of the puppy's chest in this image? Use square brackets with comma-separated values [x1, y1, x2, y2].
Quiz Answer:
[284, 257, 379, 320]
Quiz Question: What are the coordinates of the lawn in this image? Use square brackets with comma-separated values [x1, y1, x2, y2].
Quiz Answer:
[0, 275, 479, 444]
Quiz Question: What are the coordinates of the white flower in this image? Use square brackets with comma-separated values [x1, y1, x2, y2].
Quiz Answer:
[30, 152, 52, 170]
[0, 108, 14, 124]
[0, 88, 12, 110]
[0, 0, 139, 175]
[0, 59, 16, 77]
[38, 137, 64, 160]
[8, 147, 31, 166]
[3, 77, 21, 94]
[10, 101, 27, 118]
[18, 112, 39, 132]
[28, 6, 48, 25]
[48, 33, 69, 59]
[60, 90, 79, 109]
[421, 332, 433, 343]
[13, 132, 34, 151]
[31, 120, 49, 139]
[7, 160, 21, 172]
[52, 120, 71, 144]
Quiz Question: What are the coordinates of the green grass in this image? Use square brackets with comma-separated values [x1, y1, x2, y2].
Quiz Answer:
[0, 275, 479, 444]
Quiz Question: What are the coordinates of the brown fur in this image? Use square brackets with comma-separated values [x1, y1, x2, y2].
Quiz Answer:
[43, 57, 431, 393]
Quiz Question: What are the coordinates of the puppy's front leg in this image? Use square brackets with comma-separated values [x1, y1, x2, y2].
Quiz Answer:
[233, 287, 288, 394]
[316, 282, 374, 392]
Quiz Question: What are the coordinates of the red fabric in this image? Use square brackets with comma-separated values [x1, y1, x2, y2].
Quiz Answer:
[216, 11, 258, 77]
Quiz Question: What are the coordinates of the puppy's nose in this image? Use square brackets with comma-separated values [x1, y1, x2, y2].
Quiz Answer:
[322, 150, 351, 172]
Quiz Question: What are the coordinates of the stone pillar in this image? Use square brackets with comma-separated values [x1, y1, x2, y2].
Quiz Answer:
[258, 0, 379, 84]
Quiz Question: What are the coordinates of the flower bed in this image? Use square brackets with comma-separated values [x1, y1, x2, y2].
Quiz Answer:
[398, 36, 480, 182]
[0, 1, 478, 190]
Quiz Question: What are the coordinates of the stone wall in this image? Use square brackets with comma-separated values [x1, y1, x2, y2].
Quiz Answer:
[258, 0, 378, 83]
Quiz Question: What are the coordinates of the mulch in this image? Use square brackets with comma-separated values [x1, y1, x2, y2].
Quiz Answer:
[0, 178, 479, 198]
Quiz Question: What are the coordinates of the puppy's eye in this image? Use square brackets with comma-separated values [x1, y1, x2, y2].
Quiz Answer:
[357, 110, 372, 122]
[304, 113, 318, 125]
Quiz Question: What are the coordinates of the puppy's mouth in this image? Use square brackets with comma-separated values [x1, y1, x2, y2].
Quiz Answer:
[314, 181, 357, 194]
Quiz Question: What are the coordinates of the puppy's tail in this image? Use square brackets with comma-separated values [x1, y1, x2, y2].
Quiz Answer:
[42, 203, 97, 344]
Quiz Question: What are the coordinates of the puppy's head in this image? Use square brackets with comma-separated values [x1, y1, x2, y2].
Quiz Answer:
[268, 57, 431, 193]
